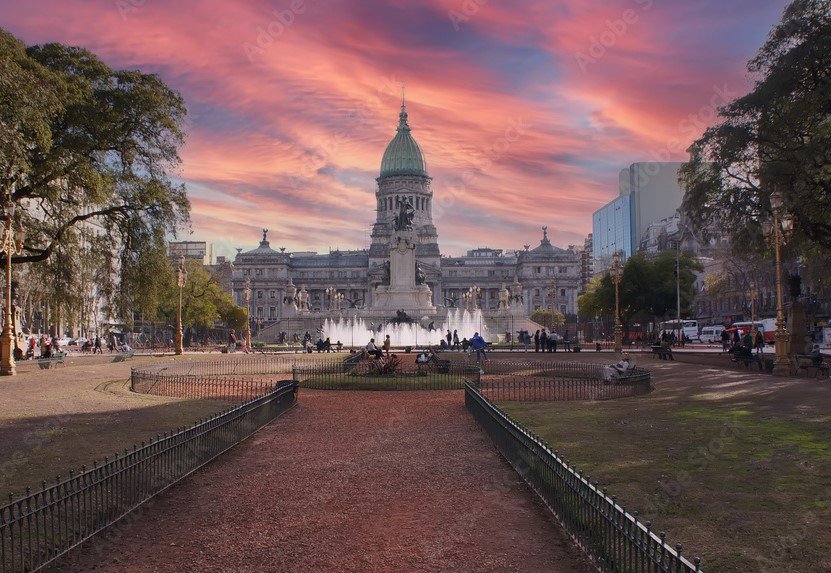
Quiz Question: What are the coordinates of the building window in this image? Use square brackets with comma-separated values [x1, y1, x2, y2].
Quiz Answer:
[559, 266, 568, 273]
[270, 307, 276, 319]
[560, 304, 566, 314]
[488, 270, 495, 277]
[270, 290, 276, 298]
[257, 290, 263, 299]
[560, 288, 566, 297]
[534, 266, 542, 274]
[534, 288, 540, 296]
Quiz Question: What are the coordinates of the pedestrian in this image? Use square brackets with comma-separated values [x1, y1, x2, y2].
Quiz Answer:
[452, 330, 460, 350]
[228, 329, 237, 353]
[551, 331, 559, 353]
[732, 328, 740, 345]
[521, 330, 530, 353]
[721, 328, 730, 352]
[446, 330, 452, 348]
[325, 337, 332, 353]
[470, 332, 488, 372]
[94, 335, 102, 354]
[754, 329, 764, 355]
[383, 334, 391, 357]
[540, 329, 548, 353]
[533, 330, 540, 352]
[563, 331, 571, 352]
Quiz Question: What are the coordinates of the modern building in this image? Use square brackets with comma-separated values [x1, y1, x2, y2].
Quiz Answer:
[169, 241, 213, 264]
[592, 162, 686, 273]
[229, 103, 580, 337]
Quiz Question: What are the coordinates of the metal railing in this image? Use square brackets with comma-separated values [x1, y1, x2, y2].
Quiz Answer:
[292, 359, 481, 390]
[0, 381, 297, 572]
[465, 383, 701, 572]
[131, 358, 295, 399]
[477, 360, 652, 402]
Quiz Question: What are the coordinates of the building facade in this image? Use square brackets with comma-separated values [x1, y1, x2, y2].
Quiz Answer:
[230, 103, 580, 335]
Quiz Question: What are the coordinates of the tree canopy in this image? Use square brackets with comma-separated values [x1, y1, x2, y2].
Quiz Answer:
[680, 0, 831, 253]
[578, 251, 702, 331]
[530, 308, 565, 329]
[0, 28, 190, 322]
[156, 261, 246, 336]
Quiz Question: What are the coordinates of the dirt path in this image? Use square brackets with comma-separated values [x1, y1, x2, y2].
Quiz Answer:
[64, 390, 590, 572]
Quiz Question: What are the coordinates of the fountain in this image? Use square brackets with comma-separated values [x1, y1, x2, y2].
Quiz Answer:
[322, 309, 489, 348]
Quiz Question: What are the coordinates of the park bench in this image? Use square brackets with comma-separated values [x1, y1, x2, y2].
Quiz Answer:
[730, 352, 766, 371]
[36, 351, 67, 370]
[421, 351, 451, 373]
[650, 344, 674, 360]
[791, 354, 830, 378]
[111, 350, 135, 363]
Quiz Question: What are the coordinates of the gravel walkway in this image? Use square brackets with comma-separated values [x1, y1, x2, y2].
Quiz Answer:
[64, 390, 590, 572]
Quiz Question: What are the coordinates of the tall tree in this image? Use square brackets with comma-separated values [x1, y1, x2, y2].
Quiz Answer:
[680, 0, 831, 252]
[0, 28, 190, 323]
[578, 252, 702, 334]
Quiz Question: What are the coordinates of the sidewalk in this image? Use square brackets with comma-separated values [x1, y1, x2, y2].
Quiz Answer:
[64, 390, 591, 572]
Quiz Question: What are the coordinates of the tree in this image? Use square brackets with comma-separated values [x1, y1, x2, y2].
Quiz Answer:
[0, 28, 190, 324]
[578, 252, 702, 336]
[680, 0, 831, 253]
[530, 308, 565, 329]
[155, 260, 245, 344]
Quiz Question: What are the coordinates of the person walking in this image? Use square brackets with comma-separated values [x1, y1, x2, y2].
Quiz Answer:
[228, 330, 237, 353]
[94, 334, 102, 354]
[446, 330, 452, 348]
[470, 332, 488, 372]
[540, 329, 548, 353]
[521, 330, 530, 353]
[383, 334, 391, 357]
[754, 329, 764, 355]
[534, 329, 540, 352]
[550, 330, 559, 353]
[452, 330, 460, 350]
[721, 328, 730, 352]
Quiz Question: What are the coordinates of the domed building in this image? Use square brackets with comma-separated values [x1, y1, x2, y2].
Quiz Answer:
[231, 103, 580, 340]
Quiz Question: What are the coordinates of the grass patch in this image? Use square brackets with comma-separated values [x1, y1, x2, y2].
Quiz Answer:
[498, 366, 831, 573]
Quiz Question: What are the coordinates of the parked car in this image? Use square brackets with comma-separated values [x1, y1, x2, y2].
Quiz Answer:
[699, 325, 726, 344]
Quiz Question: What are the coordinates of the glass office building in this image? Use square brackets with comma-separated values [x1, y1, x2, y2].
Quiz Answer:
[592, 195, 634, 274]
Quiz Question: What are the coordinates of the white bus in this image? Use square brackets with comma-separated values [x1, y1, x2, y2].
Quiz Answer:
[658, 320, 699, 342]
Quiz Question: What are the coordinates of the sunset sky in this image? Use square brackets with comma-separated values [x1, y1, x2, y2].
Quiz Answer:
[2, 0, 788, 258]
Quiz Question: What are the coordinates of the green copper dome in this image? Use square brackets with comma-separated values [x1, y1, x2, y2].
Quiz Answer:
[379, 104, 428, 178]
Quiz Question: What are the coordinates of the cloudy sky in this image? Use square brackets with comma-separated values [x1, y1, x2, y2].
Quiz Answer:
[2, 0, 788, 257]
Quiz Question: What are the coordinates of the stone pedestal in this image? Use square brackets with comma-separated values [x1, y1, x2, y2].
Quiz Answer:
[372, 229, 435, 314]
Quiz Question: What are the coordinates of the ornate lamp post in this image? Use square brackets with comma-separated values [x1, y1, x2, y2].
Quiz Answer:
[762, 189, 793, 375]
[243, 278, 252, 351]
[335, 292, 345, 313]
[325, 287, 335, 312]
[611, 251, 623, 354]
[0, 198, 24, 376]
[749, 282, 758, 338]
[175, 256, 187, 355]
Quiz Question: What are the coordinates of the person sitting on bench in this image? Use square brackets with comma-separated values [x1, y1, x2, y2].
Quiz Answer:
[810, 344, 825, 366]
[603, 354, 635, 381]
[365, 338, 383, 359]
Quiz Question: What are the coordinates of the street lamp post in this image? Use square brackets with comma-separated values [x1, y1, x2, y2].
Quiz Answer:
[764, 189, 793, 375]
[749, 282, 758, 340]
[243, 278, 252, 352]
[612, 251, 623, 354]
[175, 256, 187, 355]
[0, 199, 24, 376]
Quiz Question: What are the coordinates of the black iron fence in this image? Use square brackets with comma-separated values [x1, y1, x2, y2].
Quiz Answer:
[292, 359, 481, 390]
[131, 358, 295, 400]
[465, 383, 701, 572]
[478, 360, 652, 402]
[0, 381, 297, 573]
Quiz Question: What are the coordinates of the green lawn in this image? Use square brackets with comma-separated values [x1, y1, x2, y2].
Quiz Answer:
[499, 363, 831, 572]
